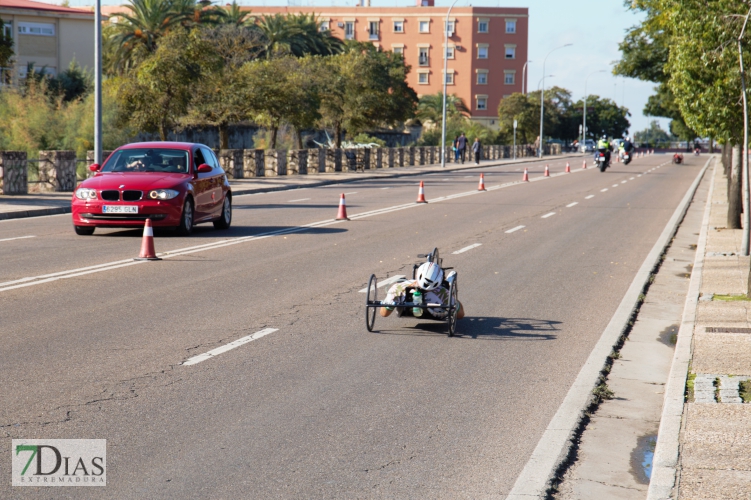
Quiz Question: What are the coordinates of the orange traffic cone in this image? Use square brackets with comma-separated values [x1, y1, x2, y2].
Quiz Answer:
[582, 160, 587, 170]
[565, 162, 571, 173]
[416, 181, 428, 203]
[478, 173, 487, 191]
[544, 165, 550, 177]
[336, 193, 349, 220]
[522, 168, 529, 182]
[135, 219, 161, 261]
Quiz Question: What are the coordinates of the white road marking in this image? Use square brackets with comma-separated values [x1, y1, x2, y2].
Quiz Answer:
[452, 243, 482, 255]
[621, 180, 627, 184]
[0, 235, 36, 243]
[638, 174, 642, 177]
[464, 175, 473, 178]
[380, 187, 391, 190]
[344, 192, 358, 195]
[541, 212, 556, 219]
[585, 195, 595, 200]
[612, 184, 619, 188]
[601, 188, 608, 192]
[506, 225, 525, 233]
[566, 202, 578, 208]
[182, 328, 278, 366]
[443, 178, 450, 181]
[358, 274, 406, 293]
[630, 177, 635, 180]
[288, 198, 311, 203]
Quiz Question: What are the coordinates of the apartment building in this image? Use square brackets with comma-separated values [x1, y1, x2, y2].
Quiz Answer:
[0, 0, 96, 82]
[247, 1, 528, 128]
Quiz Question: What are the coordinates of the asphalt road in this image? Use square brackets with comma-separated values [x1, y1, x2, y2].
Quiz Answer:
[0, 154, 703, 499]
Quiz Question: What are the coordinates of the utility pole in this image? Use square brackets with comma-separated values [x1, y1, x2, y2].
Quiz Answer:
[539, 44, 572, 158]
[94, 0, 102, 165]
[440, 0, 459, 168]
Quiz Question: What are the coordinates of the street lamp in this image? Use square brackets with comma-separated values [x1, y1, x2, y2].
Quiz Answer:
[583, 70, 606, 150]
[440, 0, 459, 168]
[538, 43, 572, 158]
[522, 60, 531, 95]
[94, 0, 102, 165]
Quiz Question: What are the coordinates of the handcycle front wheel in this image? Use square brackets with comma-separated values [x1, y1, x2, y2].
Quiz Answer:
[447, 277, 458, 337]
[366, 274, 377, 332]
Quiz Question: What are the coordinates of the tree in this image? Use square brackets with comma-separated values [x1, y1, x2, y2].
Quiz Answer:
[497, 92, 538, 144]
[116, 29, 213, 140]
[49, 59, 92, 102]
[634, 120, 673, 145]
[222, 0, 254, 27]
[569, 94, 630, 141]
[256, 13, 342, 59]
[416, 92, 469, 126]
[0, 17, 13, 84]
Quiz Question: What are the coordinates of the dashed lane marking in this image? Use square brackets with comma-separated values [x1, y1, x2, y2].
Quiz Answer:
[0, 235, 36, 243]
[621, 180, 627, 184]
[358, 274, 406, 293]
[182, 328, 279, 366]
[288, 198, 311, 203]
[541, 212, 556, 219]
[344, 192, 358, 195]
[630, 177, 635, 180]
[506, 225, 525, 233]
[585, 195, 595, 200]
[601, 188, 608, 192]
[566, 202, 578, 208]
[612, 184, 619, 188]
[452, 243, 482, 255]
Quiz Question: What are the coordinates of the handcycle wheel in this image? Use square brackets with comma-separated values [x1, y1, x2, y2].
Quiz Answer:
[365, 274, 377, 332]
[447, 277, 458, 337]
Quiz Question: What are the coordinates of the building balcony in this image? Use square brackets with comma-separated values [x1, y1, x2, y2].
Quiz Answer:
[418, 56, 429, 66]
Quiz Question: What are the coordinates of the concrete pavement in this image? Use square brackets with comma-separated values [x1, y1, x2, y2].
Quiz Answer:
[0, 153, 700, 498]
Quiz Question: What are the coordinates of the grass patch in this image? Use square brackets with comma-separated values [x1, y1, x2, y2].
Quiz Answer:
[714, 377, 722, 403]
[593, 383, 615, 403]
[686, 372, 696, 402]
[713, 294, 751, 302]
[740, 380, 751, 403]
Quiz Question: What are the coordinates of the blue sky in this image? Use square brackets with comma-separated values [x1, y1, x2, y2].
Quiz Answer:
[79, 0, 663, 135]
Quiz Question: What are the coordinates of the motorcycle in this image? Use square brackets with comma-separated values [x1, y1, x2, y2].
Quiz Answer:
[595, 151, 609, 172]
[694, 147, 701, 156]
[622, 151, 632, 165]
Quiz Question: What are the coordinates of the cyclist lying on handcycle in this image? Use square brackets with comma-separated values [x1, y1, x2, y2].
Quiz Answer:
[380, 262, 465, 319]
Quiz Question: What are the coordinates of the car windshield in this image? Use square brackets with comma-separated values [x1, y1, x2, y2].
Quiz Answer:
[102, 149, 190, 174]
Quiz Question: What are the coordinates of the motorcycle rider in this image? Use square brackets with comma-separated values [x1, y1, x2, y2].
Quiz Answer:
[620, 136, 634, 160]
[596, 135, 612, 166]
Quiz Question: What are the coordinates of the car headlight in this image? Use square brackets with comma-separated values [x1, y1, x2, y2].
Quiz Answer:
[148, 189, 180, 200]
[75, 188, 97, 200]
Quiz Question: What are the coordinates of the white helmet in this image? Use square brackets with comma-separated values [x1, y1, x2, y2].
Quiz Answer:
[416, 262, 444, 291]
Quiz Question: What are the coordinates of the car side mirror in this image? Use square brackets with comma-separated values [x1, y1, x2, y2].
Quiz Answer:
[89, 163, 100, 172]
[197, 164, 212, 173]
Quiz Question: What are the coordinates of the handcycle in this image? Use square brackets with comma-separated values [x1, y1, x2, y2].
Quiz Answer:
[364, 248, 460, 337]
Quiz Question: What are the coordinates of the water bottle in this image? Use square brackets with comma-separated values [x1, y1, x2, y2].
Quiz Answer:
[412, 289, 423, 317]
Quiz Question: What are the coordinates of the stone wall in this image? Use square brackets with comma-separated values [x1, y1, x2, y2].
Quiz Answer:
[243, 149, 264, 177]
[0, 151, 28, 195]
[219, 149, 244, 179]
[38, 150, 77, 192]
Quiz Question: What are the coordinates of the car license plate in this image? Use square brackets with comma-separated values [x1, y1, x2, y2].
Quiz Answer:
[103, 205, 138, 214]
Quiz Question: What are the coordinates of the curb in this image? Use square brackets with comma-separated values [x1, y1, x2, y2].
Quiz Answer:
[0, 206, 71, 220]
[647, 156, 715, 499]
[505, 157, 712, 499]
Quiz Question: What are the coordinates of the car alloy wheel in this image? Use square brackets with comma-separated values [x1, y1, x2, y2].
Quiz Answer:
[177, 198, 193, 236]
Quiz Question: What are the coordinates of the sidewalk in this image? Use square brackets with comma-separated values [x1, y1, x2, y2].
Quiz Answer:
[673, 163, 751, 498]
[0, 153, 582, 221]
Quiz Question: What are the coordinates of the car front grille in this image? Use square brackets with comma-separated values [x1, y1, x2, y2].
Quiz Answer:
[101, 190, 119, 201]
[122, 190, 143, 201]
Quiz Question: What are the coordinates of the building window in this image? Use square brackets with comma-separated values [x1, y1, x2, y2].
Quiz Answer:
[477, 72, 487, 85]
[445, 20, 455, 35]
[504, 72, 515, 85]
[478, 19, 489, 33]
[393, 20, 404, 33]
[418, 72, 429, 85]
[369, 21, 379, 40]
[344, 21, 355, 40]
[505, 46, 516, 59]
[445, 46, 455, 59]
[419, 20, 430, 33]
[18, 22, 55, 37]
[418, 47, 429, 66]
[506, 20, 517, 33]
[319, 20, 329, 31]
[444, 72, 454, 85]
[392, 46, 404, 55]
[477, 46, 488, 59]
[476, 96, 488, 110]
[3, 21, 11, 39]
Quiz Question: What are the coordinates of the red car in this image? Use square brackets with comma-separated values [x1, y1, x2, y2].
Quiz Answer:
[72, 142, 232, 236]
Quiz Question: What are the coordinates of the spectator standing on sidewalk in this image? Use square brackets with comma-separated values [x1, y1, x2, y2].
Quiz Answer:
[456, 133, 468, 164]
[472, 138, 482, 165]
[452, 135, 460, 162]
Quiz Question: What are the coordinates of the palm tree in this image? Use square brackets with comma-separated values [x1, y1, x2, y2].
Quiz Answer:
[256, 13, 342, 59]
[171, 0, 227, 27]
[222, 0, 254, 26]
[417, 92, 470, 126]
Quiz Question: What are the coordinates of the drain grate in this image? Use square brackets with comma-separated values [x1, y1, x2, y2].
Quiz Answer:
[706, 327, 751, 333]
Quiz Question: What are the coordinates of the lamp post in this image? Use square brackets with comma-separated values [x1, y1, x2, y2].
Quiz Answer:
[538, 43, 572, 158]
[739, 6, 751, 256]
[522, 60, 531, 95]
[94, 0, 102, 165]
[440, 0, 459, 168]
[583, 70, 606, 150]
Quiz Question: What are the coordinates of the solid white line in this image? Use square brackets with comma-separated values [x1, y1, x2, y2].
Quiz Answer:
[566, 202, 578, 208]
[344, 192, 358, 195]
[585, 195, 595, 200]
[182, 328, 278, 366]
[505, 225, 525, 233]
[452, 243, 482, 254]
[0, 235, 36, 243]
[380, 187, 391, 190]
[541, 212, 556, 219]
[506, 157, 713, 500]
[288, 198, 311, 203]
[358, 274, 406, 293]
[601, 188, 608, 192]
